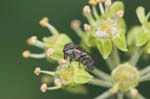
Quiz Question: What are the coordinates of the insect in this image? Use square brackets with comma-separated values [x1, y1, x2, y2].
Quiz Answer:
[63, 42, 95, 70]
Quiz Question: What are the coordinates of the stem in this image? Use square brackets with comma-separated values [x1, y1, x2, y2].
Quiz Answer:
[30, 53, 46, 59]
[129, 47, 144, 66]
[47, 86, 61, 90]
[46, 24, 59, 35]
[99, 3, 104, 15]
[126, 92, 146, 99]
[88, 78, 112, 88]
[106, 44, 120, 70]
[86, 13, 96, 26]
[40, 71, 55, 76]
[112, 44, 120, 67]
[91, 68, 111, 81]
[105, 57, 114, 70]
[117, 92, 124, 99]
[74, 28, 84, 38]
[140, 65, 150, 76]
[92, 6, 99, 19]
[94, 90, 113, 99]
[140, 73, 150, 82]
[135, 93, 146, 99]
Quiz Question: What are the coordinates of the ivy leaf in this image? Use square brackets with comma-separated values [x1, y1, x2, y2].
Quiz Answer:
[136, 6, 146, 24]
[73, 69, 93, 84]
[96, 38, 112, 59]
[112, 32, 128, 52]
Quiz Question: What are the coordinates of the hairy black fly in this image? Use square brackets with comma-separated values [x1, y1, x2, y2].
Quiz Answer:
[63, 42, 95, 70]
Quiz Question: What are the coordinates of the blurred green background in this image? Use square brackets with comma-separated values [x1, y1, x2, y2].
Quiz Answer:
[0, 0, 150, 99]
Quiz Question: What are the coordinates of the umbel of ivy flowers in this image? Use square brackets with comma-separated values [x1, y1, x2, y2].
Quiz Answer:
[22, 0, 150, 99]
[128, 6, 150, 54]
[72, 0, 128, 59]
[35, 61, 93, 92]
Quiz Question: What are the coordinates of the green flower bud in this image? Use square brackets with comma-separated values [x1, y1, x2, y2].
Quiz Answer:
[111, 63, 140, 92]
[56, 61, 93, 87]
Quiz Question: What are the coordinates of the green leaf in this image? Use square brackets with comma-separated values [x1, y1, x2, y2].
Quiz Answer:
[96, 38, 112, 59]
[73, 69, 93, 84]
[136, 6, 146, 24]
[136, 28, 150, 47]
[112, 32, 128, 52]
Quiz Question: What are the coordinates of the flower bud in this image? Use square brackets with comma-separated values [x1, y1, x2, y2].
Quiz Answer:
[111, 63, 139, 92]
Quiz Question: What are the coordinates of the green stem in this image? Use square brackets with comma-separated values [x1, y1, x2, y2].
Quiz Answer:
[91, 68, 111, 81]
[112, 45, 120, 67]
[106, 44, 120, 70]
[92, 6, 99, 19]
[74, 28, 84, 38]
[41, 71, 55, 76]
[47, 86, 61, 90]
[94, 90, 113, 99]
[117, 92, 124, 99]
[129, 47, 144, 66]
[46, 24, 59, 35]
[88, 78, 112, 88]
[126, 92, 146, 99]
[140, 65, 150, 76]
[99, 3, 105, 15]
[106, 57, 114, 70]
[85, 13, 96, 26]
[135, 93, 146, 99]
[140, 73, 150, 82]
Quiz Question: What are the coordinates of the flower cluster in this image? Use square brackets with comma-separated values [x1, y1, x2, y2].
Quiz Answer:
[22, 0, 150, 99]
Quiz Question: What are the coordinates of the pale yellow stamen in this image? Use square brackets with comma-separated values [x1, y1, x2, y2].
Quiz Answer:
[39, 17, 49, 27]
[130, 88, 138, 97]
[40, 83, 48, 93]
[105, 0, 111, 7]
[34, 67, 41, 76]
[58, 59, 67, 65]
[71, 20, 81, 30]
[110, 83, 119, 93]
[116, 10, 124, 17]
[89, 0, 98, 6]
[83, 5, 91, 15]
[84, 24, 91, 31]
[46, 48, 54, 57]
[27, 36, 37, 45]
[54, 78, 62, 87]
[22, 50, 30, 58]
